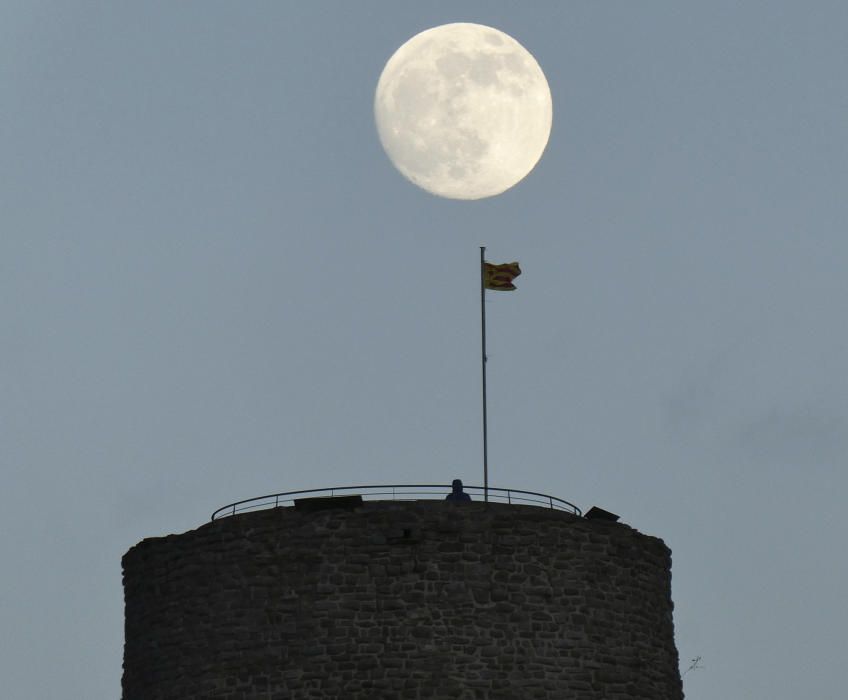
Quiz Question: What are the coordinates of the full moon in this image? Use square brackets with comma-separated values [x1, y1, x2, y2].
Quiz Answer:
[375, 23, 553, 200]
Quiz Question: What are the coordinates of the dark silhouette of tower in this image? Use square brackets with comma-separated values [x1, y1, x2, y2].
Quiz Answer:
[123, 494, 683, 699]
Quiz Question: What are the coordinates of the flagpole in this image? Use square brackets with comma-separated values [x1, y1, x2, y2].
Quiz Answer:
[480, 246, 489, 503]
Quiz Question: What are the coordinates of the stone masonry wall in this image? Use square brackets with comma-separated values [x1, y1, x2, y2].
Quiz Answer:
[122, 501, 683, 699]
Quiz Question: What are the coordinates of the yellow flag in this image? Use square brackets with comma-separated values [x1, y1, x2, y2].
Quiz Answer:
[483, 261, 521, 291]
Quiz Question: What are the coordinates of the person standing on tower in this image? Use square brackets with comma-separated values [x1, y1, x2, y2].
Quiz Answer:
[445, 479, 472, 502]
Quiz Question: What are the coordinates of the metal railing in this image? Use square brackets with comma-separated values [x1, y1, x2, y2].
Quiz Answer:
[211, 484, 581, 520]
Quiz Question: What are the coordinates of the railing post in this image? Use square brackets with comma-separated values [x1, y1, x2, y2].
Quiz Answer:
[508, 490, 512, 504]
[549, 496, 553, 509]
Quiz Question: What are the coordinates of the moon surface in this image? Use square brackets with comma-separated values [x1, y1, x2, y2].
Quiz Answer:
[375, 23, 553, 200]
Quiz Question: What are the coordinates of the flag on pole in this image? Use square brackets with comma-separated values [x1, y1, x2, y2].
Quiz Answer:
[483, 261, 521, 291]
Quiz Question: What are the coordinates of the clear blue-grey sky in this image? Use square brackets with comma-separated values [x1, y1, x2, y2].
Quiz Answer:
[2, 2, 847, 697]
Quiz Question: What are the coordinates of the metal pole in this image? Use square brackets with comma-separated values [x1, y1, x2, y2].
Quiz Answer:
[480, 246, 489, 503]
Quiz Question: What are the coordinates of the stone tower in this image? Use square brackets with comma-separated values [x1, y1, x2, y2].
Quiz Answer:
[122, 498, 683, 699]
